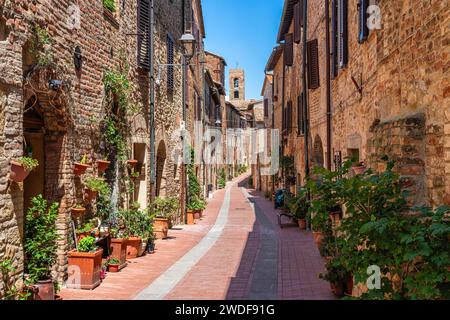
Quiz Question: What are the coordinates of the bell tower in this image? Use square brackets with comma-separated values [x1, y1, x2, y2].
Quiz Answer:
[229, 69, 245, 101]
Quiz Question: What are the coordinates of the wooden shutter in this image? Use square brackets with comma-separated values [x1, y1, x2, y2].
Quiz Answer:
[264, 99, 269, 117]
[358, 0, 369, 43]
[331, 0, 338, 78]
[338, 0, 349, 68]
[284, 33, 294, 67]
[137, 0, 151, 69]
[294, 2, 303, 44]
[167, 34, 174, 92]
[297, 94, 304, 135]
[307, 39, 320, 89]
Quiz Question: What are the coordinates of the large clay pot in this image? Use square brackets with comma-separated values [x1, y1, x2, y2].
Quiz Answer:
[312, 231, 325, 249]
[186, 210, 195, 225]
[110, 238, 128, 270]
[67, 249, 103, 290]
[153, 218, 169, 240]
[97, 160, 110, 173]
[298, 219, 307, 230]
[33, 279, 55, 300]
[9, 161, 31, 182]
[126, 237, 142, 259]
[74, 163, 90, 175]
[194, 210, 201, 220]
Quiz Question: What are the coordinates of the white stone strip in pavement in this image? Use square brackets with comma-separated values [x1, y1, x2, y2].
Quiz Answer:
[133, 185, 232, 300]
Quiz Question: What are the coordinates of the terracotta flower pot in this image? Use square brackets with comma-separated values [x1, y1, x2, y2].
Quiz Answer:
[84, 189, 98, 202]
[194, 210, 201, 220]
[153, 218, 169, 240]
[345, 274, 354, 296]
[110, 238, 128, 270]
[108, 264, 120, 273]
[67, 249, 103, 290]
[352, 165, 366, 175]
[127, 160, 138, 168]
[74, 163, 90, 175]
[9, 161, 31, 182]
[71, 207, 86, 217]
[126, 237, 142, 259]
[186, 210, 195, 225]
[312, 231, 325, 249]
[33, 279, 55, 300]
[97, 160, 110, 173]
[298, 219, 307, 230]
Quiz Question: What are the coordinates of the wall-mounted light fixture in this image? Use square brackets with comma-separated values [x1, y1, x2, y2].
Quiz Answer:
[74, 46, 82, 70]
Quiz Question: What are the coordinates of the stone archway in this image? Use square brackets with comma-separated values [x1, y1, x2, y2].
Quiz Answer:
[156, 140, 167, 198]
[312, 135, 324, 169]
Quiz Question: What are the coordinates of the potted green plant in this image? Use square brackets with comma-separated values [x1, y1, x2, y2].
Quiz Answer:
[288, 188, 309, 230]
[107, 257, 120, 273]
[320, 256, 351, 298]
[109, 227, 128, 271]
[67, 236, 103, 290]
[9, 157, 39, 182]
[83, 176, 109, 202]
[23, 195, 59, 300]
[151, 197, 179, 239]
[74, 154, 91, 175]
[75, 221, 95, 241]
[118, 207, 143, 259]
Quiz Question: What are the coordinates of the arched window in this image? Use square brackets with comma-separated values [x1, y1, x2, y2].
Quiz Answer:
[234, 78, 239, 88]
[234, 90, 239, 99]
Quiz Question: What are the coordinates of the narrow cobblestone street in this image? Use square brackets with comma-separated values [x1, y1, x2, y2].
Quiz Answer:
[60, 174, 333, 300]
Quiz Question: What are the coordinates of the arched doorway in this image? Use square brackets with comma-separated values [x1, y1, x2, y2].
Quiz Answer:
[313, 135, 325, 169]
[156, 141, 167, 197]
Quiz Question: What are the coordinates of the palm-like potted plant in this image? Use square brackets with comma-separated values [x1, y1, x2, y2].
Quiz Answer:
[9, 157, 39, 182]
[24, 195, 59, 300]
[67, 236, 103, 290]
[74, 154, 91, 175]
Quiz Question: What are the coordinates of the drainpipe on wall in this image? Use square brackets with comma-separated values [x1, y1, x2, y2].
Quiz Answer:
[325, 0, 332, 170]
[302, 0, 310, 178]
[149, 0, 156, 193]
[281, 64, 286, 189]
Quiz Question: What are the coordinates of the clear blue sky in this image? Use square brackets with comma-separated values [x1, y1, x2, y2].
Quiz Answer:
[202, 0, 284, 100]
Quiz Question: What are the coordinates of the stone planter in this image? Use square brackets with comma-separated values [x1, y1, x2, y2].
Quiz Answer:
[298, 219, 307, 230]
[67, 248, 103, 290]
[74, 163, 90, 175]
[97, 160, 110, 173]
[110, 238, 128, 270]
[153, 218, 169, 240]
[186, 210, 195, 225]
[9, 161, 31, 182]
[33, 279, 55, 300]
[126, 237, 142, 259]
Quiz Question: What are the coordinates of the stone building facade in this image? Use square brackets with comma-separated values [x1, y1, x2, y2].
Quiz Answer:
[0, 0, 211, 297]
[266, 0, 449, 207]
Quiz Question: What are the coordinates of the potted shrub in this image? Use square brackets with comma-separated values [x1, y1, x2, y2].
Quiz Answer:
[9, 157, 39, 182]
[107, 257, 120, 273]
[24, 195, 59, 300]
[320, 257, 350, 298]
[76, 221, 95, 241]
[83, 176, 109, 202]
[150, 197, 179, 239]
[67, 236, 103, 290]
[118, 207, 143, 259]
[97, 159, 111, 173]
[109, 228, 128, 270]
[288, 188, 309, 230]
[74, 154, 91, 175]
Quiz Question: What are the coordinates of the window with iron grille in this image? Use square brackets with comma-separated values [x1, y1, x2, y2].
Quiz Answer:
[167, 34, 174, 93]
[137, 0, 151, 69]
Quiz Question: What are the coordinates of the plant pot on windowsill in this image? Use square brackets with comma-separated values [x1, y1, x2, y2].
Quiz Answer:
[67, 248, 104, 290]
[153, 218, 170, 240]
[97, 160, 111, 173]
[126, 237, 142, 259]
[74, 163, 90, 175]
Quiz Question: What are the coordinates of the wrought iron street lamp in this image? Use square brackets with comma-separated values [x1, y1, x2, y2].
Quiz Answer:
[180, 32, 196, 61]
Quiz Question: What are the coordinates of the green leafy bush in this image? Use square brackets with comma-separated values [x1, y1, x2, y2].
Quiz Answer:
[151, 197, 180, 220]
[24, 195, 59, 283]
[17, 157, 39, 172]
[218, 168, 226, 189]
[77, 236, 97, 253]
[287, 188, 309, 220]
[84, 176, 110, 195]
